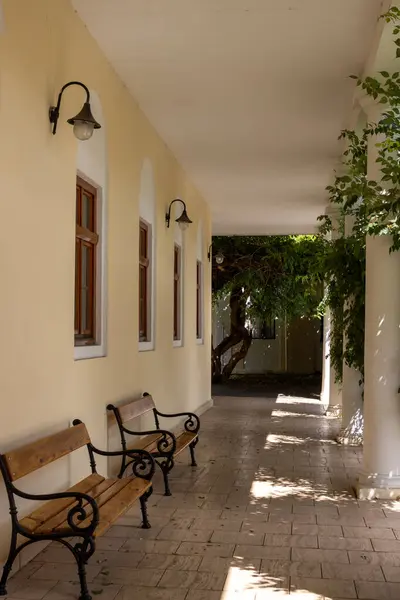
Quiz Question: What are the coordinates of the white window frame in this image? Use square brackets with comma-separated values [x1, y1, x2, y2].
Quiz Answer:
[74, 174, 107, 361]
[196, 222, 204, 345]
[196, 260, 204, 344]
[139, 219, 155, 351]
[139, 160, 156, 352]
[173, 243, 184, 347]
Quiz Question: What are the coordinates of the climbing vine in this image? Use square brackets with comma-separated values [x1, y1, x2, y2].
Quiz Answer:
[319, 6, 400, 383]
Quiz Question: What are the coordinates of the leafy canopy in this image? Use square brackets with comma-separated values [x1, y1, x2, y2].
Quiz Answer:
[212, 235, 326, 322]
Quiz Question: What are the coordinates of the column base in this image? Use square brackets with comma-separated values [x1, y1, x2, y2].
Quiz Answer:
[356, 472, 400, 500]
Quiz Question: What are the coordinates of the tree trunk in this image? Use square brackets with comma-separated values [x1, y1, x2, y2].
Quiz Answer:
[212, 286, 252, 382]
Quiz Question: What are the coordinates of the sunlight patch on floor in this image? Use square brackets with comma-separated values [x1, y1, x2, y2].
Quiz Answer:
[276, 395, 322, 405]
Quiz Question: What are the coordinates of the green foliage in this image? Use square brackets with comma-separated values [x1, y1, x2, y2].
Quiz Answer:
[318, 6, 400, 383]
[212, 235, 325, 323]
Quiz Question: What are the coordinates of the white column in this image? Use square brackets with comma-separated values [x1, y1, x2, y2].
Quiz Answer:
[358, 234, 400, 498]
[322, 205, 342, 414]
[358, 104, 400, 498]
[338, 214, 363, 445]
[320, 308, 331, 405]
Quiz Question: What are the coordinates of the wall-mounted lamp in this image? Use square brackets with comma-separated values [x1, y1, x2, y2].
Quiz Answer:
[208, 244, 224, 264]
[49, 81, 101, 140]
[165, 199, 193, 231]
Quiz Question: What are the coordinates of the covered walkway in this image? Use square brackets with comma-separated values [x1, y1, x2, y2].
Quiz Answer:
[8, 395, 400, 600]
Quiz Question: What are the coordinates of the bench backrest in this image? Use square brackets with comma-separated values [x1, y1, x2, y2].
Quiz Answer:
[2, 422, 90, 482]
[108, 395, 155, 425]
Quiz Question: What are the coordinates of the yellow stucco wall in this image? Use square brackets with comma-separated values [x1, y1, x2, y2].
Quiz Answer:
[0, 0, 211, 564]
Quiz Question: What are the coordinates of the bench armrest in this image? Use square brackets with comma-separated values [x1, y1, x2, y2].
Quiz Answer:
[154, 409, 200, 434]
[122, 427, 177, 455]
[11, 486, 99, 536]
[89, 445, 156, 481]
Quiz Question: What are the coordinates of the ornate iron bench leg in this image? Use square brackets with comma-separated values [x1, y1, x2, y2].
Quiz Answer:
[158, 457, 174, 497]
[0, 532, 17, 596]
[140, 487, 152, 529]
[189, 438, 198, 467]
[72, 538, 96, 600]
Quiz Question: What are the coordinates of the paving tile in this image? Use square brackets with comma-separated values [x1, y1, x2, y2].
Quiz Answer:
[90, 550, 145, 568]
[319, 536, 373, 551]
[114, 586, 187, 600]
[268, 513, 317, 524]
[322, 562, 385, 581]
[104, 525, 162, 539]
[348, 550, 400, 566]
[382, 566, 400, 582]
[137, 553, 201, 570]
[317, 515, 366, 526]
[0, 578, 57, 600]
[293, 524, 343, 537]
[30, 563, 101, 582]
[372, 538, 400, 552]
[176, 542, 235, 557]
[186, 591, 256, 600]
[241, 521, 291, 535]
[42, 582, 121, 600]
[224, 566, 288, 592]
[356, 581, 400, 599]
[156, 526, 213, 542]
[291, 548, 349, 564]
[94, 566, 163, 586]
[198, 556, 261, 572]
[289, 535, 318, 548]
[263, 534, 292, 547]
[260, 559, 321, 578]
[211, 531, 264, 546]
[173, 508, 222, 520]
[120, 539, 179, 554]
[290, 577, 357, 598]
[234, 545, 291, 560]
[190, 519, 243, 531]
[343, 526, 395, 539]
[158, 569, 226, 590]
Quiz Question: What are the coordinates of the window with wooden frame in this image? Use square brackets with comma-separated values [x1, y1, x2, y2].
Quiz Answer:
[196, 260, 203, 340]
[75, 177, 99, 346]
[174, 244, 182, 341]
[139, 221, 151, 342]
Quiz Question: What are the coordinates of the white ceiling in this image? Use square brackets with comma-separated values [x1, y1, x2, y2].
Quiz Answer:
[73, 0, 383, 235]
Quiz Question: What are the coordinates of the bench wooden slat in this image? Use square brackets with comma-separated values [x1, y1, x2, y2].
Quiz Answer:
[127, 433, 162, 452]
[3, 423, 90, 481]
[127, 432, 197, 456]
[86, 478, 152, 537]
[51, 478, 152, 537]
[175, 432, 198, 455]
[20, 473, 104, 533]
[115, 396, 155, 423]
[34, 477, 130, 534]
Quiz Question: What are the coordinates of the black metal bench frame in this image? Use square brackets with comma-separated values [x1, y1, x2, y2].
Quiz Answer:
[107, 392, 200, 496]
[0, 419, 156, 600]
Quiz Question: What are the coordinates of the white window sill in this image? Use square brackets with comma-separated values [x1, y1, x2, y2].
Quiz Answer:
[173, 339, 183, 348]
[196, 338, 204, 345]
[139, 340, 155, 352]
[74, 344, 106, 361]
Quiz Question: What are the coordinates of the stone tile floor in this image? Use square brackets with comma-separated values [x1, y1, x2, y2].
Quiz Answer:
[6, 395, 400, 599]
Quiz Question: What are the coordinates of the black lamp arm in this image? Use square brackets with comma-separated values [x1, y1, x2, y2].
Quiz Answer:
[165, 198, 186, 228]
[49, 81, 91, 135]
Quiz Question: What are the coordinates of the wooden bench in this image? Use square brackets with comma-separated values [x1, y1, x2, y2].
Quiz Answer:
[107, 392, 200, 496]
[0, 419, 156, 600]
